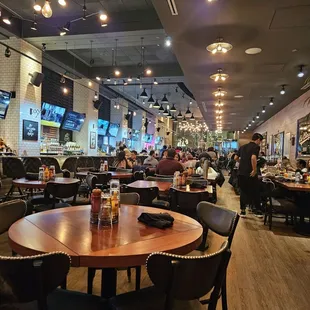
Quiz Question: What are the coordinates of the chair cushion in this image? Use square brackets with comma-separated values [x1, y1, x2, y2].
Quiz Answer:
[271, 198, 297, 213]
[15, 289, 106, 310]
[109, 286, 204, 310]
[152, 199, 170, 210]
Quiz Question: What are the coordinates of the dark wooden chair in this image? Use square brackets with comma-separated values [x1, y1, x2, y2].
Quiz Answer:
[86, 173, 112, 192]
[109, 241, 231, 310]
[133, 171, 145, 181]
[76, 157, 95, 172]
[23, 157, 42, 173]
[261, 179, 297, 230]
[62, 157, 78, 173]
[0, 252, 105, 310]
[35, 180, 80, 212]
[122, 185, 170, 210]
[197, 201, 239, 310]
[40, 157, 62, 174]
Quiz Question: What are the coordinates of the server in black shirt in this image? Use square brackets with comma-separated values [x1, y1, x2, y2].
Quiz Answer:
[236, 133, 264, 217]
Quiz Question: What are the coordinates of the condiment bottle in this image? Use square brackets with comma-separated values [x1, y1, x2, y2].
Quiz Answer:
[98, 193, 112, 226]
[90, 189, 101, 224]
[111, 190, 119, 224]
[44, 166, 49, 182]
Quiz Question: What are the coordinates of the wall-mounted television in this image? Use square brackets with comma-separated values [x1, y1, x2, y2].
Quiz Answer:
[143, 134, 153, 143]
[62, 111, 86, 132]
[132, 130, 140, 141]
[0, 90, 11, 120]
[98, 119, 109, 136]
[41, 102, 66, 128]
[155, 136, 163, 144]
[108, 123, 120, 137]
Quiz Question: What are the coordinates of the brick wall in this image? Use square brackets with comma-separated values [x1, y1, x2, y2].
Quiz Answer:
[256, 89, 310, 161]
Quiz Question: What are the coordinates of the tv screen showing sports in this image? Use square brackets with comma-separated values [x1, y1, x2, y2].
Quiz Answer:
[98, 119, 109, 136]
[108, 123, 120, 137]
[143, 134, 153, 143]
[62, 111, 86, 132]
[41, 102, 66, 128]
[0, 90, 11, 120]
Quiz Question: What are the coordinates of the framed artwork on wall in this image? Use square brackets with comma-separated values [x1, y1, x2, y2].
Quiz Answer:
[22, 120, 38, 141]
[260, 132, 267, 155]
[90, 131, 96, 149]
[272, 132, 284, 158]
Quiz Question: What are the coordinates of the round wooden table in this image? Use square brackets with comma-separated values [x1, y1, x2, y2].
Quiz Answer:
[76, 171, 133, 180]
[12, 177, 80, 189]
[8, 205, 202, 297]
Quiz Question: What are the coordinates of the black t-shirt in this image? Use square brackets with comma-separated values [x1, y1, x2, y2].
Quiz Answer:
[237, 142, 260, 176]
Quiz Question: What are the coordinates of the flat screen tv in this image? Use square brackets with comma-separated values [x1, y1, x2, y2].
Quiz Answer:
[41, 102, 66, 128]
[108, 123, 120, 137]
[98, 119, 109, 136]
[132, 130, 140, 141]
[155, 136, 163, 144]
[143, 134, 153, 143]
[0, 90, 11, 119]
[62, 111, 86, 132]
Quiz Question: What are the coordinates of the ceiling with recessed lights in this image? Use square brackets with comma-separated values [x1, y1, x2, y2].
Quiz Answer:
[152, 0, 310, 131]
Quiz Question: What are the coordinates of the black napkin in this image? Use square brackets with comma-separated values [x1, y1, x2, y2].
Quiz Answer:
[25, 173, 39, 180]
[138, 212, 174, 229]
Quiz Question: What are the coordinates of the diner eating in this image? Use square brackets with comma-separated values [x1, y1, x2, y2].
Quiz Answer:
[0, 1, 309, 309]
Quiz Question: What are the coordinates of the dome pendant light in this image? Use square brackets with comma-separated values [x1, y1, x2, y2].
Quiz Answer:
[140, 88, 148, 99]
[161, 94, 169, 104]
[159, 104, 164, 112]
[190, 113, 195, 120]
[42, 0, 53, 18]
[148, 94, 155, 103]
[207, 37, 233, 54]
[153, 100, 160, 108]
[170, 104, 177, 112]
[177, 111, 183, 119]
[163, 107, 169, 116]
[167, 111, 172, 119]
[185, 107, 191, 117]
[182, 116, 186, 122]
[210, 68, 229, 82]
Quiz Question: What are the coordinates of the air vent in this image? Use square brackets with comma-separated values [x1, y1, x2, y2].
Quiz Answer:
[167, 0, 178, 15]
[301, 77, 310, 90]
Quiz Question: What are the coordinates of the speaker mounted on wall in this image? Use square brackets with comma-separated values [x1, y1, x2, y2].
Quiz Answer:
[29, 72, 45, 87]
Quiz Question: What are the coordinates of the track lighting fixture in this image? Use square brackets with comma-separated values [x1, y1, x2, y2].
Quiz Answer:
[3, 16, 12, 25]
[207, 37, 233, 54]
[123, 79, 128, 86]
[298, 65, 305, 78]
[136, 76, 141, 81]
[42, 0, 53, 18]
[58, 0, 67, 6]
[252, 118, 255, 123]
[280, 85, 286, 95]
[159, 104, 164, 112]
[256, 113, 260, 119]
[94, 92, 98, 100]
[153, 100, 160, 108]
[95, 76, 101, 81]
[4, 47, 11, 58]
[41, 43, 47, 52]
[210, 68, 229, 82]
[262, 106, 266, 113]
[59, 28, 66, 36]
[161, 94, 169, 104]
[269, 97, 274, 106]
[170, 104, 176, 112]
[165, 37, 172, 47]
[107, 77, 111, 82]
[33, 1, 42, 12]
[153, 78, 158, 85]
[248, 123, 252, 127]
[148, 95, 155, 103]
[140, 89, 148, 99]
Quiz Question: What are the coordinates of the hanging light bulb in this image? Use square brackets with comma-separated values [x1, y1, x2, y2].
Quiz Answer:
[114, 69, 121, 77]
[33, 1, 42, 12]
[140, 89, 148, 99]
[58, 0, 67, 6]
[99, 11, 108, 21]
[42, 0, 53, 18]
[280, 85, 286, 95]
[63, 87, 68, 94]
[269, 97, 274, 106]
[145, 68, 152, 75]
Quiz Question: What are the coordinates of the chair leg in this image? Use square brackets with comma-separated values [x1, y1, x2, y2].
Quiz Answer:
[197, 227, 209, 251]
[135, 266, 141, 291]
[127, 267, 131, 282]
[12, 250, 17, 256]
[221, 276, 228, 310]
[87, 268, 96, 294]
[60, 278, 67, 290]
[269, 211, 272, 230]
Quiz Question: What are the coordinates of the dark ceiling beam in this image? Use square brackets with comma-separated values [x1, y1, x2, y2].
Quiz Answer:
[21, 9, 162, 38]
[90, 63, 183, 78]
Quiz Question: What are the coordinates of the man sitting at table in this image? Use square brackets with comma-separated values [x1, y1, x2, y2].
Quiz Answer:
[296, 159, 308, 174]
[143, 150, 158, 167]
[156, 149, 184, 175]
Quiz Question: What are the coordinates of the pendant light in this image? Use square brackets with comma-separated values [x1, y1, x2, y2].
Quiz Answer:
[170, 104, 176, 112]
[298, 65, 304, 78]
[153, 100, 160, 108]
[190, 113, 195, 120]
[207, 37, 233, 54]
[185, 106, 191, 117]
[31, 14, 37, 30]
[163, 107, 169, 116]
[213, 87, 227, 97]
[269, 97, 274, 106]
[177, 111, 183, 119]
[173, 116, 178, 122]
[161, 94, 169, 104]
[58, 0, 67, 6]
[63, 22, 71, 32]
[280, 85, 285, 95]
[148, 94, 155, 103]
[42, 0, 53, 18]
[182, 116, 186, 122]
[167, 111, 172, 119]
[210, 68, 229, 82]
[33, 1, 41, 12]
[140, 88, 148, 99]
[262, 106, 266, 113]
[159, 104, 164, 112]
[256, 113, 260, 119]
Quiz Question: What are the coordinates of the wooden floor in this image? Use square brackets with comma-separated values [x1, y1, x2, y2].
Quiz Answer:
[1, 178, 310, 309]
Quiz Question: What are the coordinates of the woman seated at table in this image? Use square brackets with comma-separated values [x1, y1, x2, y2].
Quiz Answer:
[112, 151, 133, 169]
[182, 154, 197, 169]
[296, 159, 308, 174]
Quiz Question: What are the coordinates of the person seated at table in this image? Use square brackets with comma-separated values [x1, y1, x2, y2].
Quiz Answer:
[160, 150, 168, 160]
[0, 138, 8, 152]
[156, 149, 184, 175]
[112, 151, 133, 169]
[128, 150, 141, 166]
[174, 152, 181, 161]
[183, 154, 197, 169]
[296, 159, 308, 174]
[143, 150, 159, 167]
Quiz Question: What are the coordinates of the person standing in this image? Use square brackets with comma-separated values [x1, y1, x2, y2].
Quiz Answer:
[236, 133, 264, 218]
